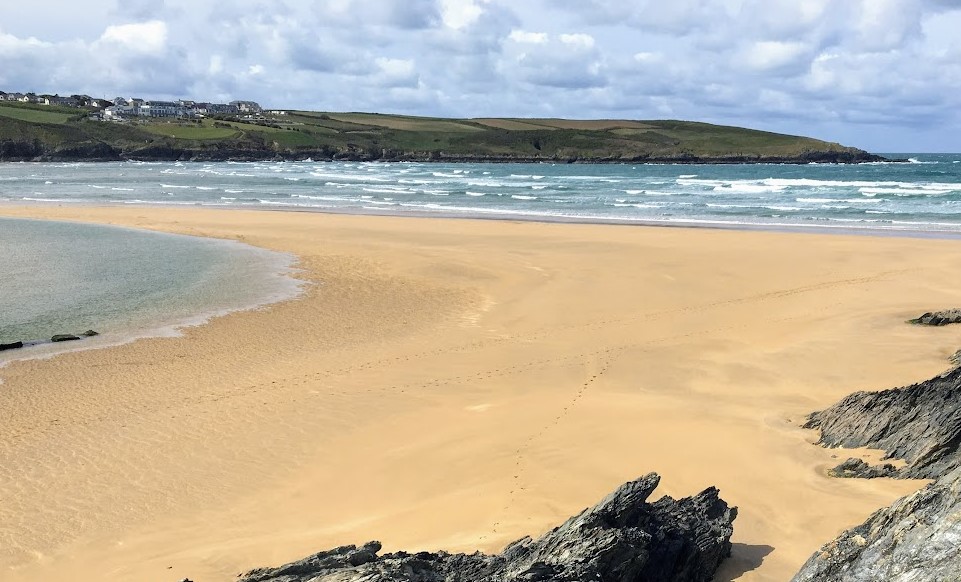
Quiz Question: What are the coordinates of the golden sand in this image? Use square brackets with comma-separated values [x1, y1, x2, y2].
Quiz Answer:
[2, 205, 958, 581]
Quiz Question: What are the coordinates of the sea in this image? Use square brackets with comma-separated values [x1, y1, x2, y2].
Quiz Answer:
[0, 215, 300, 365]
[1, 154, 960, 360]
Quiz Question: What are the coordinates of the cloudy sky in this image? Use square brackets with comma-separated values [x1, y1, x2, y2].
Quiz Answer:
[2, 0, 960, 152]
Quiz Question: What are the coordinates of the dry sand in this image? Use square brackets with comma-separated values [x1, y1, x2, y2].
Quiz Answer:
[2, 205, 960, 582]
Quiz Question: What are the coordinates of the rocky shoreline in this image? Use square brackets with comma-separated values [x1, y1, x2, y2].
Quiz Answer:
[236, 473, 737, 582]
[0, 141, 890, 165]
[0, 330, 99, 352]
[792, 309, 961, 580]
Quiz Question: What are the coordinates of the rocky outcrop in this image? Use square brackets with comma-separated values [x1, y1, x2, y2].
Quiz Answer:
[828, 458, 899, 479]
[804, 365, 961, 479]
[792, 465, 961, 582]
[910, 309, 961, 326]
[238, 473, 736, 582]
[1, 331, 98, 349]
[795, 327, 961, 580]
[0, 341, 24, 351]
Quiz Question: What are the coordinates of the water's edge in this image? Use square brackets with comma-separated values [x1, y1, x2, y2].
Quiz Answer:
[0, 215, 305, 371]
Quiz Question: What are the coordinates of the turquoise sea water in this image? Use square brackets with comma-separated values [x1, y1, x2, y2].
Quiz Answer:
[0, 216, 300, 363]
[2, 155, 961, 232]
[2, 155, 961, 361]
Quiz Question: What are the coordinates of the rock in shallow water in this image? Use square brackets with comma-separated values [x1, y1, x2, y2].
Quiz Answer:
[238, 473, 736, 582]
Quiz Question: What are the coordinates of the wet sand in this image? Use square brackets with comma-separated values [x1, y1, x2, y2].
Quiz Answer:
[1, 205, 958, 581]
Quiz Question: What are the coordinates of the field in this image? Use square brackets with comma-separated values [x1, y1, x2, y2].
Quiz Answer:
[141, 122, 239, 140]
[0, 103, 74, 124]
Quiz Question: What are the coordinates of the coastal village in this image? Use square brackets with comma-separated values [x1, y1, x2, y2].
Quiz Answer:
[0, 89, 264, 121]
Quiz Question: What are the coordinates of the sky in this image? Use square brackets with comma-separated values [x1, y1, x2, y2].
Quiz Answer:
[2, 0, 960, 152]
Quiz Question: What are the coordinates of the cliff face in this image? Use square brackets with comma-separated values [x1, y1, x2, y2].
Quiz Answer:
[791, 466, 961, 582]
[237, 473, 736, 582]
[0, 141, 886, 164]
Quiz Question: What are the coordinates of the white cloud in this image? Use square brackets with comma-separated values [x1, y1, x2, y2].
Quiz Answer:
[0, 0, 960, 150]
[509, 29, 548, 43]
[441, 0, 487, 29]
[98, 20, 167, 53]
[743, 41, 809, 71]
[559, 33, 594, 49]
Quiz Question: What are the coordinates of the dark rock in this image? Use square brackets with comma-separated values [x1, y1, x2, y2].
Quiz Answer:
[51, 334, 81, 342]
[804, 365, 961, 479]
[791, 465, 961, 582]
[910, 309, 961, 326]
[950, 349, 961, 367]
[827, 458, 899, 479]
[237, 473, 737, 582]
[80, 330, 99, 337]
[0, 341, 24, 351]
[796, 344, 961, 580]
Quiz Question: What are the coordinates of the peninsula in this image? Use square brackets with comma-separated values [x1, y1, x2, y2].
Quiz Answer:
[0, 100, 882, 163]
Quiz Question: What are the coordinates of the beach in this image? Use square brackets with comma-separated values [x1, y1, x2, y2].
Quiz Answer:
[1, 205, 959, 582]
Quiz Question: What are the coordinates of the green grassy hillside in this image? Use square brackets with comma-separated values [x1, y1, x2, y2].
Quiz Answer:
[0, 102, 883, 163]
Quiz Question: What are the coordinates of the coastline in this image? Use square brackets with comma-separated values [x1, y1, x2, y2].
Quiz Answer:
[2, 205, 959, 581]
[0, 215, 303, 370]
[0, 151, 888, 164]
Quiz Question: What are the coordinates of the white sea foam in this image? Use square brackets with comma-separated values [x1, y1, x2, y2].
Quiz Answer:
[466, 191, 486, 197]
[713, 184, 787, 194]
[511, 195, 538, 200]
[292, 194, 352, 202]
[362, 187, 412, 195]
[859, 187, 957, 196]
[796, 197, 882, 204]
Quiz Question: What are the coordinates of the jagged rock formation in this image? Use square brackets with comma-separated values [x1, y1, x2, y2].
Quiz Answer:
[791, 465, 961, 581]
[828, 458, 899, 479]
[796, 328, 961, 580]
[804, 365, 961, 479]
[238, 473, 736, 582]
[910, 309, 961, 326]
